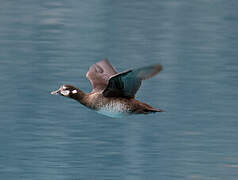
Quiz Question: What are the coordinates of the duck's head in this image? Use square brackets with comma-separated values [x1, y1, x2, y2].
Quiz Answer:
[51, 85, 79, 97]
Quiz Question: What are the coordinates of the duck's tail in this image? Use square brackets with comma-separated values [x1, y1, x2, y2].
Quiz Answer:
[146, 107, 164, 113]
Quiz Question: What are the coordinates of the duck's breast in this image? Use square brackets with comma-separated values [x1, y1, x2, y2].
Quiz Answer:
[97, 100, 130, 118]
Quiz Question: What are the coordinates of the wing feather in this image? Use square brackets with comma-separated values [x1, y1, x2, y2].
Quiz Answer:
[103, 64, 162, 98]
[86, 59, 117, 91]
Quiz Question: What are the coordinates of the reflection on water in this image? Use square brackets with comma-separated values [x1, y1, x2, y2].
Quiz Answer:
[0, 0, 238, 179]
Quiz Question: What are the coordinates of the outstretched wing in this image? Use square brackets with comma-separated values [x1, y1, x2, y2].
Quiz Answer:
[86, 59, 118, 92]
[103, 64, 163, 98]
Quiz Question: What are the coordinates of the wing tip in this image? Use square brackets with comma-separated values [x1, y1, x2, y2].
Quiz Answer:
[154, 64, 163, 72]
[97, 58, 110, 64]
[138, 64, 163, 80]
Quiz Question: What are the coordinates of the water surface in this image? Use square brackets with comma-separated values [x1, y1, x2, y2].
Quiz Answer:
[0, 0, 238, 179]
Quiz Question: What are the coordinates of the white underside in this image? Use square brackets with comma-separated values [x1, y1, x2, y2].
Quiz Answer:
[96, 102, 129, 118]
[97, 110, 128, 118]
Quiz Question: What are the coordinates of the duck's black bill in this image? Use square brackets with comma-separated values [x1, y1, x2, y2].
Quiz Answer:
[51, 89, 59, 95]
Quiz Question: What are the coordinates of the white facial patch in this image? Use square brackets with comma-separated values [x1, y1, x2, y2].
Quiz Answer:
[62, 85, 67, 90]
[61, 90, 70, 96]
[72, 89, 78, 94]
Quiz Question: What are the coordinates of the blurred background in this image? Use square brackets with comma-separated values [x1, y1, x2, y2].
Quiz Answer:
[0, 0, 238, 179]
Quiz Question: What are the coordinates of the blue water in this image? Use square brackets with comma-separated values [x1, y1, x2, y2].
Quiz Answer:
[1, 0, 238, 179]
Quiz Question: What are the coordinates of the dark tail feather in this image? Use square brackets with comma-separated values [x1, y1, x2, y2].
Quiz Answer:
[145, 108, 164, 113]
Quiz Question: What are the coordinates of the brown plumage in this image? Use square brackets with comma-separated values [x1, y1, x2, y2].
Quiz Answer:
[51, 59, 164, 118]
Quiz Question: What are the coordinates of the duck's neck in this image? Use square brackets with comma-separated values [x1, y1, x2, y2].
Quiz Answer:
[70, 88, 87, 105]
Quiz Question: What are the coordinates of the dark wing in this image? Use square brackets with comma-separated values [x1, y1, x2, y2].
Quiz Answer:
[86, 59, 118, 92]
[103, 64, 163, 98]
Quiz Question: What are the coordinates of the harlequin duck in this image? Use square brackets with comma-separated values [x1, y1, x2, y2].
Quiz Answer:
[51, 59, 164, 118]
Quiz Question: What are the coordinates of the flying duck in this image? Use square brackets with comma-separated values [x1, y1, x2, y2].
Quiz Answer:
[51, 59, 164, 118]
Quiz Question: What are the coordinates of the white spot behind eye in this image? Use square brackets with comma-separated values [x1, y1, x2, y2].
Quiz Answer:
[72, 90, 77, 94]
[62, 86, 67, 90]
[61, 90, 70, 96]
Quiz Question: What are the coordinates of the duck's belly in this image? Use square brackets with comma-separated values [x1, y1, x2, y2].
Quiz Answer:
[97, 101, 130, 118]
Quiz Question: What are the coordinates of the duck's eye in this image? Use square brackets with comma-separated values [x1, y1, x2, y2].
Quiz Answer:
[61, 90, 70, 96]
